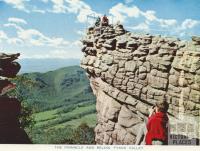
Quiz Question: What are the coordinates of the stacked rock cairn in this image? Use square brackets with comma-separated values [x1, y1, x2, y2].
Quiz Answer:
[0, 53, 31, 144]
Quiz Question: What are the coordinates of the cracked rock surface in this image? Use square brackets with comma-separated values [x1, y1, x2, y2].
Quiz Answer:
[81, 24, 200, 144]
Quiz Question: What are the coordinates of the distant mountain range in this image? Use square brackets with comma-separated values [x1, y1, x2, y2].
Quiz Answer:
[18, 58, 80, 73]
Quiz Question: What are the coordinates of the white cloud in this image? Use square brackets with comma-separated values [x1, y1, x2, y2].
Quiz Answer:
[109, 3, 141, 23]
[65, 0, 101, 23]
[157, 19, 177, 27]
[172, 19, 200, 38]
[7, 38, 23, 45]
[181, 19, 200, 30]
[142, 10, 157, 22]
[109, 3, 178, 29]
[17, 28, 69, 47]
[32, 8, 46, 14]
[2, 0, 29, 12]
[0, 30, 8, 40]
[32, 5, 46, 14]
[0, 30, 23, 45]
[8, 17, 27, 24]
[1, 21, 79, 58]
[50, 0, 68, 13]
[3, 21, 70, 48]
[48, 0, 101, 23]
[3, 0, 99, 24]
[65, 0, 91, 14]
[128, 23, 149, 31]
[2, 0, 46, 13]
[4, 23, 23, 31]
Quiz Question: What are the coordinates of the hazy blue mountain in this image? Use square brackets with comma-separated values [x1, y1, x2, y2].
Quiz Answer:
[18, 58, 80, 73]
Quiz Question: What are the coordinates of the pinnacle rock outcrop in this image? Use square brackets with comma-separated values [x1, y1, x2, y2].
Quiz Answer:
[81, 24, 200, 145]
[0, 53, 31, 144]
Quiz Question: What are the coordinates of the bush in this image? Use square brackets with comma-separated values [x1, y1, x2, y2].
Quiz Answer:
[30, 123, 95, 144]
[70, 122, 95, 144]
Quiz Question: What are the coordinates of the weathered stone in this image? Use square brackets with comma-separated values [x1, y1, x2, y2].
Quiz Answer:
[117, 91, 128, 102]
[125, 96, 138, 106]
[132, 88, 141, 98]
[105, 38, 117, 46]
[115, 24, 126, 35]
[127, 40, 138, 49]
[192, 36, 200, 45]
[139, 66, 147, 73]
[189, 89, 200, 103]
[118, 106, 141, 128]
[109, 64, 118, 76]
[81, 24, 200, 145]
[102, 54, 114, 65]
[148, 74, 168, 90]
[99, 63, 109, 72]
[84, 47, 97, 55]
[117, 39, 127, 49]
[136, 102, 149, 115]
[143, 61, 151, 72]
[105, 120, 115, 131]
[185, 101, 196, 110]
[102, 43, 114, 50]
[138, 73, 147, 80]
[168, 84, 181, 93]
[125, 61, 136, 72]
[96, 91, 121, 121]
[123, 133, 135, 144]
[191, 83, 200, 91]
[82, 39, 93, 46]
[87, 56, 96, 65]
[169, 75, 179, 86]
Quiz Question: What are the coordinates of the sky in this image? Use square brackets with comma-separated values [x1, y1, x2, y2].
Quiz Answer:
[0, 0, 200, 59]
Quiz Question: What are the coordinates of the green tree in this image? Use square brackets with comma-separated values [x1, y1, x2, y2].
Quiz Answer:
[9, 75, 36, 130]
[72, 122, 95, 144]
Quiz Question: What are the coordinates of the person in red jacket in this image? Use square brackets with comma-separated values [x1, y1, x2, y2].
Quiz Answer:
[101, 14, 109, 26]
[135, 100, 169, 145]
[145, 100, 169, 145]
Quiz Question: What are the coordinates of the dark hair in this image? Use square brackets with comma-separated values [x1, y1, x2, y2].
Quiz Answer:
[155, 100, 169, 113]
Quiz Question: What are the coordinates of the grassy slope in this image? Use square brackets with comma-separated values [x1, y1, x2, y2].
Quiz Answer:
[34, 104, 96, 128]
[16, 66, 97, 143]
[18, 66, 95, 110]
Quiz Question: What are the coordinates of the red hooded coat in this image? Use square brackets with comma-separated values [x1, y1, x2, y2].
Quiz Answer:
[145, 112, 169, 145]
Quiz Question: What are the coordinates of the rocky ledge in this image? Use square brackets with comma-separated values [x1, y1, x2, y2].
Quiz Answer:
[0, 53, 31, 144]
[81, 24, 200, 144]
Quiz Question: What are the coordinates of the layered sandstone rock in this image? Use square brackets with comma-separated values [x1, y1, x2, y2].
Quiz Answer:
[0, 53, 31, 144]
[81, 24, 200, 145]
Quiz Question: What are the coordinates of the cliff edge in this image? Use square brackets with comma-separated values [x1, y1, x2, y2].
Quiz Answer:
[81, 24, 200, 145]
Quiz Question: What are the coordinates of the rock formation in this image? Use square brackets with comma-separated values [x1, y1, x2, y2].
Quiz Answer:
[0, 53, 31, 144]
[81, 24, 200, 145]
